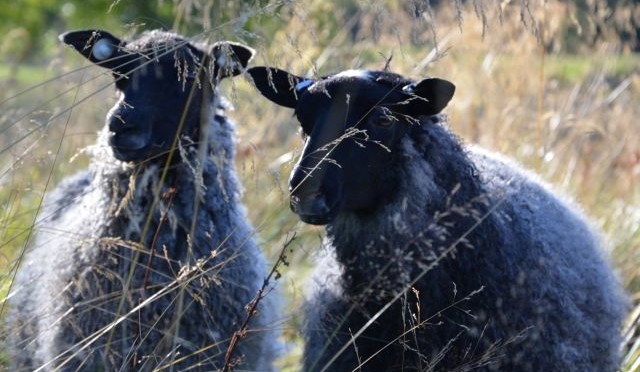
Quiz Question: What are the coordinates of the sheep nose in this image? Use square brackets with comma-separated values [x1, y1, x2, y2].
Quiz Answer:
[108, 104, 142, 132]
[291, 190, 328, 211]
[290, 191, 332, 225]
[108, 114, 129, 132]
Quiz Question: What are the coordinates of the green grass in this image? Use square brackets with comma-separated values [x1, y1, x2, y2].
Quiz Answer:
[547, 53, 640, 83]
[0, 63, 54, 88]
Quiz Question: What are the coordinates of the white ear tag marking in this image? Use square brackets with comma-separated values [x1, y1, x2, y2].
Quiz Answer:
[92, 38, 115, 61]
[334, 69, 371, 79]
[216, 54, 227, 68]
[402, 84, 415, 94]
[295, 79, 314, 91]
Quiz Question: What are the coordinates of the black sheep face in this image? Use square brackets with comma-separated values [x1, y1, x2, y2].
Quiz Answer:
[60, 29, 254, 162]
[248, 67, 455, 225]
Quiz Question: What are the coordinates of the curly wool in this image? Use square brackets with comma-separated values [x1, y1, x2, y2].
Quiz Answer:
[303, 117, 627, 371]
[8, 106, 280, 371]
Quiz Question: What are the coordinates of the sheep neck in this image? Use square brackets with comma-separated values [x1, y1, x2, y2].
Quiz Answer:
[325, 120, 503, 302]
[86, 99, 244, 261]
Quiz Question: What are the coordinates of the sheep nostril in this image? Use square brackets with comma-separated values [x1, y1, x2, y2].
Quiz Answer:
[291, 189, 324, 204]
[109, 119, 137, 134]
[290, 190, 330, 217]
[303, 190, 324, 200]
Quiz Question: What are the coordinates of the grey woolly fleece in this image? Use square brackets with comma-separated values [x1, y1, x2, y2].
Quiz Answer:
[8, 107, 280, 371]
[303, 117, 627, 371]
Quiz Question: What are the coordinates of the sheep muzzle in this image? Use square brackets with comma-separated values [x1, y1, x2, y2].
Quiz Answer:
[290, 191, 335, 225]
[108, 127, 152, 161]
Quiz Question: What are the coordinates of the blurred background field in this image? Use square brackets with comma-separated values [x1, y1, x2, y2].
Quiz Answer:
[0, 0, 638, 369]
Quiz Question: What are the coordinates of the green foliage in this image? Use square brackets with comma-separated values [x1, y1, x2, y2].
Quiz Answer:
[0, 63, 52, 86]
[0, 0, 174, 63]
[545, 54, 640, 83]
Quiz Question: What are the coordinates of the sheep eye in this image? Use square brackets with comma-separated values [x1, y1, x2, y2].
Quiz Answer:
[92, 38, 115, 61]
[371, 114, 395, 128]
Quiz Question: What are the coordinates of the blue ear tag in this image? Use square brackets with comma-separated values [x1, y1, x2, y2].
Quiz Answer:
[295, 79, 314, 92]
[92, 38, 115, 61]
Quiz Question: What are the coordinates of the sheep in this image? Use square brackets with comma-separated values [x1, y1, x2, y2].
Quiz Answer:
[247, 67, 628, 371]
[7, 29, 280, 371]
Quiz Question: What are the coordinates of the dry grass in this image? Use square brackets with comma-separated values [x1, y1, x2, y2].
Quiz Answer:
[0, 0, 638, 370]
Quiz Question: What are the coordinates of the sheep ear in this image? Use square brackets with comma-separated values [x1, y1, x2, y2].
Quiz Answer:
[246, 67, 309, 109]
[210, 41, 255, 78]
[59, 29, 124, 69]
[396, 78, 455, 116]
